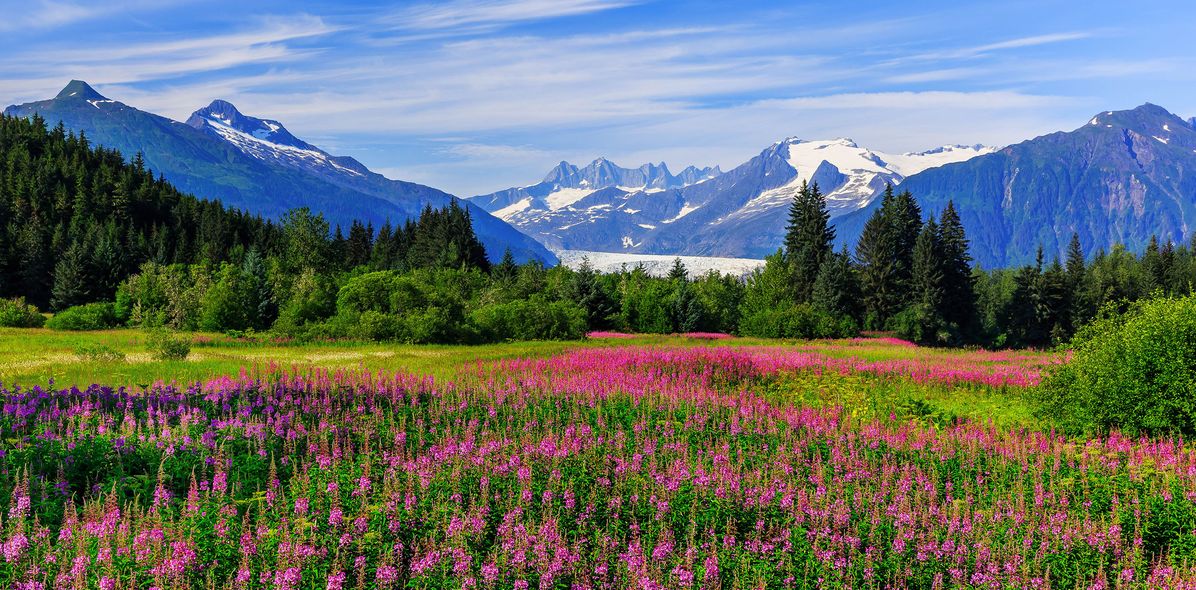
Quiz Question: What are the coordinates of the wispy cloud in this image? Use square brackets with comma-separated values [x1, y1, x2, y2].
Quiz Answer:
[390, 0, 642, 32]
[0, 0, 189, 32]
[0, 14, 335, 96]
[971, 32, 1094, 53]
[0, 0, 104, 31]
[894, 31, 1098, 64]
[0, 1, 1186, 197]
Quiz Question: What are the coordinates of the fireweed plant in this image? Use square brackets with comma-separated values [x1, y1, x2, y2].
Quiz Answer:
[1, 345, 1194, 589]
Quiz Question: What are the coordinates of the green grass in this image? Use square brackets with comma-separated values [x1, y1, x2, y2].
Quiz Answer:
[0, 328, 1046, 429]
[0, 328, 748, 386]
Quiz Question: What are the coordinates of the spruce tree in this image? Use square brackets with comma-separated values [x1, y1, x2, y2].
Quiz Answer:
[1003, 247, 1048, 348]
[1039, 258, 1071, 344]
[494, 248, 518, 282]
[667, 258, 689, 282]
[811, 247, 862, 323]
[51, 240, 91, 311]
[346, 221, 373, 269]
[856, 186, 900, 329]
[1064, 232, 1090, 329]
[571, 258, 617, 330]
[890, 189, 923, 293]
[936, 201, 979, 340]
[909, 217, 946, 343]
[783, 181, 834, 303]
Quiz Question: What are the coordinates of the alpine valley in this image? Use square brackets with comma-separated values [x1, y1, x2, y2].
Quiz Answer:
[3, 81, 556, 264]
[474, 103, 1196, 269]
[9, 82, 1196, 271]
[470, 139, 994, 259]
[833, 103, 1196, 267]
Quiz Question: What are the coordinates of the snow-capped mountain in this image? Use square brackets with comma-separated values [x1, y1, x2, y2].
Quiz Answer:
[186, 100, 371, 180]
[3, 82, 555, 264]
[470, 157, 720, 221]
[470, 138, 993, 257]
[834, 103, 1196, 267]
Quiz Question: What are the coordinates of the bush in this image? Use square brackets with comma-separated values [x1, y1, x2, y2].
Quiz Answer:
[471, 299, 588, 342]
[1038, 295, 1196, 435]
[73, 343, 126, 363]
[739, 303, 857, 339]
[0, 297, 46, 328]
[46, 303, 119, 331]
[146, 329, 192, 361]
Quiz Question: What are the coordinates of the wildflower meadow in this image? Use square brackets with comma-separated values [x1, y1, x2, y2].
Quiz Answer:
[2, 340, 1195, 589]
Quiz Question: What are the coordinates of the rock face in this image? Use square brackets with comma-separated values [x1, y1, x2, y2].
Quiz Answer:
[470, 139, 992, 258]
[5, 81, 557, 264]
[833, 104, 1196, 268]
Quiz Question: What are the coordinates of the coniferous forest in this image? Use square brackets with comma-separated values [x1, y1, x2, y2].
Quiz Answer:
[2, 113, 1194, 347]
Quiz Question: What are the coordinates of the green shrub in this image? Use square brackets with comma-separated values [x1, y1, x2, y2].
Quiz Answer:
[73, 343, 126, 363]
[739, 303, 856, 339]
[1038, 295, 1196, 435]
[0, 297, 46, 328]
[146, 329, 192, 361]
[471, 299, 588, 342]
[45, 303, 119, 331]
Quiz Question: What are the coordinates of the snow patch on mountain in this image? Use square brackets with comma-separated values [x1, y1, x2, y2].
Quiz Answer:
[471, 137, 993, 258]
[202, 116, 365, 177]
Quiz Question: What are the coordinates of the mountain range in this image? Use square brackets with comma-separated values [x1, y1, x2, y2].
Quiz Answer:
[832, 103, 1196, 266]
[4, 81, 556, 265]
[470, 139, 993, 257]
[8, 81, 1196, 271]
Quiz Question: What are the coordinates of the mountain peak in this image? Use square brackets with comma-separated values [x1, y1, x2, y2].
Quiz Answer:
[186, 100, 315, 152]
[202, 99, 244, 119]
[55, 80, 106, 101]
[1087, 103, 1190, 132]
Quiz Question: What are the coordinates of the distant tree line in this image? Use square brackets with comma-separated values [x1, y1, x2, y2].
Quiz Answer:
[736, 181, 1196, 348]
[3, 112, 1194, 347]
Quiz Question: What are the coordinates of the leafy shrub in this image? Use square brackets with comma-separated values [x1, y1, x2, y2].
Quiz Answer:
[45, 303, 119, 331]
[739, 303, 857, 339]
[1038, 295, 1196, 435]
[0, 297, 46, 328]
[145, 329, 192, 361]
[73, 343, 126, 363]
[471, 299, 588, 341]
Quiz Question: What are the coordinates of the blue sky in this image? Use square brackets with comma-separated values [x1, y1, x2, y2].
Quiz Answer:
[1, 0, 1193, 196]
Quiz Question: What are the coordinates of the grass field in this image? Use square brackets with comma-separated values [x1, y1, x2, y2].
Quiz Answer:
[0, 328, 1054, 429]
[8, 331, 1196, 588]
[0, 328, 672, 385]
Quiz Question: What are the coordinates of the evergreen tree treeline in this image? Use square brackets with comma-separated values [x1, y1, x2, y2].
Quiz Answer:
[0, 113, 491, 310]
[4, 114, 1195, 348]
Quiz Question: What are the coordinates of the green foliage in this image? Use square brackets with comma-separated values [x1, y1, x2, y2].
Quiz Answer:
[0, 297, 45, 328]
[145, 328, 192, 361]
[470, 298, 587, 341]
[740, 302, 855, 339]
[618, 268, 675, 333]
[899, 217, 949, 344]
[691, 270, 744, 334]
[784, 180, 834, 303]
[856, 185, 921, 329]
[1039, 294, 1196, 435]
[812, 248, 862, 323]
[72, 343, 126, 363]
[569, 258, 618, 330]
[45, 302, 119, 331]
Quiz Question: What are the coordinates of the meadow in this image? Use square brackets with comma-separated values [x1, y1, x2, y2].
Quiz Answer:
[4, 330, 1194, 588]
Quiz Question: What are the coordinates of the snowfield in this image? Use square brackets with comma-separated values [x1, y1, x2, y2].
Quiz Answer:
[555, 249, 765, 277]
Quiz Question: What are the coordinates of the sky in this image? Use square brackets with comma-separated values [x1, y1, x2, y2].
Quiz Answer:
[0, 0, 1193, 197]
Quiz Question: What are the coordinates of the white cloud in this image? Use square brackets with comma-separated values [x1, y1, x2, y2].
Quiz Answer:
[391, 0, 641, 31]
[0, 14, 335, 98]
[0, 0, 189, 32]
[971, 32, 1093, 53]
